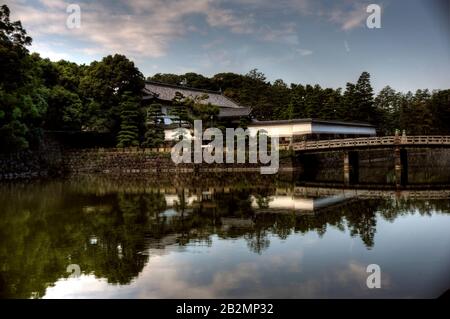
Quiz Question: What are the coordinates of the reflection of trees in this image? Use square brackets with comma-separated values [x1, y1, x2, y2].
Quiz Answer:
[81, 193, 164, 285]
[253, 188, 275, 210]
[377, 198, 450, 221]
[343, 200, 378, 248]
[0, 188, 169, 298]
[245, 232, 270, 254]
[1, 181, 450, 298]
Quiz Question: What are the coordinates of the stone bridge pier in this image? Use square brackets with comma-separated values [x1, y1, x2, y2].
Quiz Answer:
[342, 147, 408, 187]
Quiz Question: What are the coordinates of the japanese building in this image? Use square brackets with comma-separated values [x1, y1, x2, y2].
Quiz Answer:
[143, 82, 251, 118]
[142, 81, 376, 143]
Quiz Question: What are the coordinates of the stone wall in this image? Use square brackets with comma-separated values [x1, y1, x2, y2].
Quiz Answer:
[0, 147, 295, 180]
[62, 148, 295, 176]
[0, 139, 63, 180]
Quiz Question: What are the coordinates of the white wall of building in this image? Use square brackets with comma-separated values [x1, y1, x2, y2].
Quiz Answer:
[247, 122, 376, 138]
[164, 121, 376, 141]
[247, 123, 312, 138]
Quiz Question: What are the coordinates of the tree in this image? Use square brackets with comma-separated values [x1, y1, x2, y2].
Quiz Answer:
[397, 90, 434, 135]
[320, 88, 341, 120]
[287, 84, 306, 119]
[339, 83, 357, 121]
[271, 79, 290, 119]
[374, 86, 402, 135]
[147, 73, 181, 86]
[354, 71, 378, 124]
[303, 84, 323, 118]
[246, 68, 267, 82]
[0, 5, 47, 152]
[143, 103, 165, 148]
[79, 54, 145, 135]
[189, 94, 220, 127]
[170, 92, 191, 127]
[44, 86, 83, 130]
[53, 59, 86, 92]
[116, 93, 141, 147]
[0, 4, 32, 89]
[429, 89, 450, 134]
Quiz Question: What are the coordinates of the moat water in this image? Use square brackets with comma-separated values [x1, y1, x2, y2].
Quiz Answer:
[0, 173, 449, 298]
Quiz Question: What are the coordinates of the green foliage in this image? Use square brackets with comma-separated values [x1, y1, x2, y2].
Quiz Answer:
[429, 89, 450, 134]
[0, 5, 47, 152]
[374, 86, 401, 135]
[169, 92, 191, 126]
[116, 93, 141, 148]
[143, 103, 165, 148]
[80, 54, 145, 134]
[45, 86, 83, 130]
[148, 72, 214, 89]
[0, 5, 32, 89]
[167, 92, 221, 130]
[189, 94, 220, 126]
[354, 71, 378, 124]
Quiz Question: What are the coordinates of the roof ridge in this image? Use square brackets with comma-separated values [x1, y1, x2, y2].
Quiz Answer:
[145, 80, 222, 95]
[219, 93, 248, 109]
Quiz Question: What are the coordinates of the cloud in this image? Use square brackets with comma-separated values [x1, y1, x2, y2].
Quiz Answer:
[4, 0, 256, 59]
[328, 3, 369, 31]
[260, 22, 299, 45]
[3, 0, 378, 65]
[201, 38, 225, 50]
[240, 0, 373, 31]
[296, 48, 313, 56]
[344, 40, 350, 52]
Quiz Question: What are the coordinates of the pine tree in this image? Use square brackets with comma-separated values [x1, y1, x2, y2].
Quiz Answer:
[319, 88, 341, 120]
[170, 92, 190, 127]
[303, 85, 319, 118]
[340, 83, 357, 121]
[143, 103, 165, 148]
[116, 93, 140, 147]
[429, 89, 450, 134]
[354, 71, 378, 124]
[288, 84, 306, 119]
[374, 86, 401, 135]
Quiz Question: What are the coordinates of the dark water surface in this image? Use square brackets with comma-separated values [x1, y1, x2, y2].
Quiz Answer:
[0, 174, 449, 299]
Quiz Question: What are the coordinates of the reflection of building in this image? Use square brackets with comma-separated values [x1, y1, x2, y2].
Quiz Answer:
[160, 188, 354, 214]
[250, 194, 354, 213]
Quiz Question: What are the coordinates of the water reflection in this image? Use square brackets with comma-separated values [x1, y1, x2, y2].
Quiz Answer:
[0, 175, 450, 298]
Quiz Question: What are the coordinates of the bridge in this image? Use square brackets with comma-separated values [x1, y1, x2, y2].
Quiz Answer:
[287, 135, 450, 188]
[291, 135, 450, 152]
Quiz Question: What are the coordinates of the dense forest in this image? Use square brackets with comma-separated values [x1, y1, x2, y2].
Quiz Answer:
[1, 4, 449, 153]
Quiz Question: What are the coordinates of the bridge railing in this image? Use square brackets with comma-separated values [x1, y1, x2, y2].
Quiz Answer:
[405, 136, 450, 145]
[292, 136, 450, 151]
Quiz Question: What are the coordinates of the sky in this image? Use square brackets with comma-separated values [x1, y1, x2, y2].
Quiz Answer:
[4, 0, 450, 92]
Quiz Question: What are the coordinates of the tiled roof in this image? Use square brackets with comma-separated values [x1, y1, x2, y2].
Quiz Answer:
[144, 81, 243, 108]
[219, 107, 252, 118]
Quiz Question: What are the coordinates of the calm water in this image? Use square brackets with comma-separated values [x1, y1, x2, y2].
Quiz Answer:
[0, 174, 450, 299]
